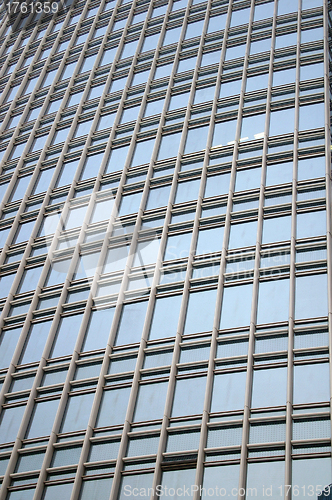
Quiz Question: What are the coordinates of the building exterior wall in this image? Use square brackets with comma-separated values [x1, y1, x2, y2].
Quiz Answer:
[0, 0, 330, 498]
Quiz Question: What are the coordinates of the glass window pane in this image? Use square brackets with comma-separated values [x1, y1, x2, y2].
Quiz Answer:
[266, 161, 292, 186]
[133, 381, 168, 422]
[163, 26, 182, 46]
[184, 125, 209, 154]
[295, 274, 328, 320]
[299, 103, 325, 132]
[177, 56, 197, 72]
[61, 392, 94, 433]
[56, 160, 79, 187]
[171, 376, 206, 417]
[262, 215, 291, 244]
[235, 167, 261, 192]
[292, 457, 331, 500]
[0, 327, 22, 369]
[246, 73, 269, 93]
[275, 32, 297, 49]
[20, 320, 52, 364]
[119, 192, 142, 216]
[106, 146, 129, 174]
[194, 86, 215, 104]
[65, 205, 88, 230]
[269, 108, 295, 136]
[80, 478, 113, 500]
[257, 279, 289, 325]
[160, 469, 196, 500]
[157, 133, 182, 160]
[297, 210, 326, 239]
[116, 301, 148, 346]
[126, 435, 159, 457]
[220, 284, 253, 329]
[217, 339, 248, 359]
[205, 173, 230, 198]
[0, 405, 25, 443]
[212, 120, 237, 147]
[175, 179, 201, 204]
[228, 221, 257, 249]
[230, 7, 250, 27]
[131, 138, 155, 167]
[300, 62, 324, 81]
[149, 295, 182, 340]
[278, 0, 298, 15]
[118, 474, 154, 500]
[38, 213, 61, 237]
[298, 156, 325, 181]
[132, 238, 161, 268]
[145, 185, 171, 210]
[14, 220, 36, 244]
[252, 367, 287, 408]
[246, 461, 285, 500]
[164, 232, 192, 261]
[52, 445, 82, 467]
[97, 387, 131, 427]
[43, 483, 73, 500]
[89, 441, 120, 462]
[207, 14, 226, 33]
[240, 114, 265, 142]
[26, 399, 59, 439]
[211, 371, 246, 413]
[185, 19, 204, 39]
[46, 258, 71, 287]
[75, 252, 100, 280]
[52, 314, 84, 358]
[184, 289, 217, 335]
[90, 198, 115, 224]
[225, 44, 246, 60]
[168, 92, 189, 111]
[15, 450, 45, 473]
[166, 430, 200, 452]
[293, 363, 329, 405]
[33, 168, 55, 194]
[83, 307, 115, 352]
[202, 464, 240, 499]
[254, 2, 274, 21]
[0, 228, 11, 251]
[220, 80, 242, 98]
[103, 245, 130, 273]
[144, 98, 164, 116]
[196, 226, 224, 255]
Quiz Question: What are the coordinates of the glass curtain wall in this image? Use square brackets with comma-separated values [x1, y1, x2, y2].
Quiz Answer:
[0, 0, 330, 498]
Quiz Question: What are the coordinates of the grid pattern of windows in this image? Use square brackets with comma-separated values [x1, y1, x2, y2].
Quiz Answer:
[0, 0, 331, 498]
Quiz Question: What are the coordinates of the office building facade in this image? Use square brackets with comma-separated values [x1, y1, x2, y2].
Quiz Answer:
[0, 0, 330, 498]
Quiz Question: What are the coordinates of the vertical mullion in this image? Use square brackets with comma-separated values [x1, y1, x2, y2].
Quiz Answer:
[284, 0, 301, 497]
[322, 0, 332, 479]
